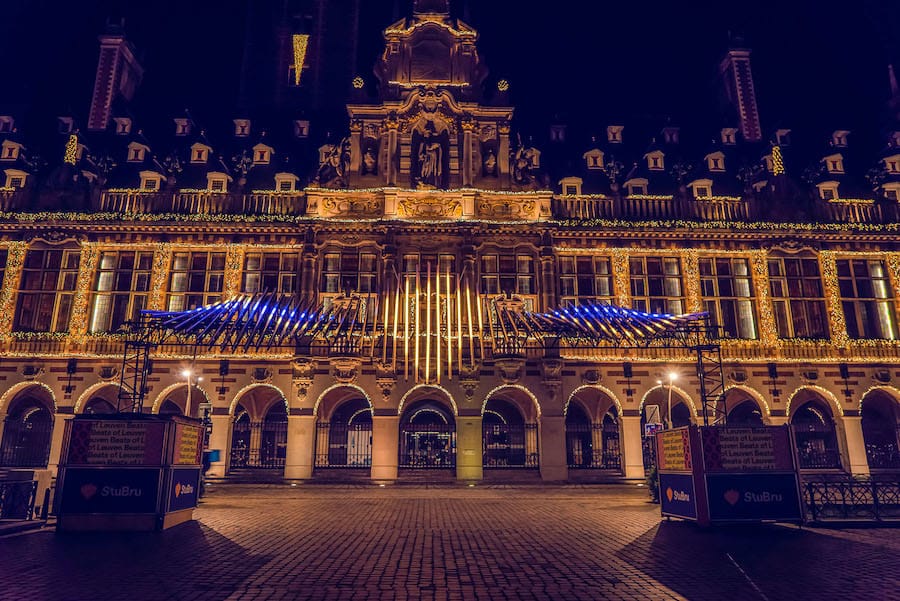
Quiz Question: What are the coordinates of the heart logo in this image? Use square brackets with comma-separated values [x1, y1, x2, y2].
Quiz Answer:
[665, 487, 673, 502]
[724, 489, 740, 506]
[80, 483, 98, 500]
[175, 483, 182, 497]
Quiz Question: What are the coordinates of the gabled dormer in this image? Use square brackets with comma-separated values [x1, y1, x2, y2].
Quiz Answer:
[113, 117, 132, 135]
[558, 176, 582, 196]
[662, 127, 680, 144]
[705, 151, 726, 172]
[831, 130, 850, 148]
[550, 124, 566, 143]
[689, 178, 714, 198]
[721, 128, 738, 145]
[645, 150, 665, 171]
[1, 140, 23, 161]
[883, 154, 900, 175]
[234, 119, 251, 137]
[0, 116, 14, 133]
[191, 142, 212, 164]
[206, 171, 232, 193]
[252, 143, 274, 166]
[174, 117, 192, 137]
[583, 149, 604, 170]
[624, 177, 648, 196]
[127, 141, 150, 162]
[607, 125, 623, 144]
[294, 120, 310, 138]
[139, 170, 165, 191]
[274, 172, 300, 192]
[762, 153, 774, 173]
[58, 117, 75, 134]
[775, 128, 791, 146]
[822, 153, 844, 175]
[817, 181, 840, 200]
[3, 169, 28, 189]
[882, 182, 900, 201]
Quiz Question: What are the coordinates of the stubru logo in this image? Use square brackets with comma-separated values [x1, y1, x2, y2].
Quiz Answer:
[723, 488, 784, 506]
[80, 483, 143, 499]
[665, 487, 690, 503]
[174, 482, 194, 498]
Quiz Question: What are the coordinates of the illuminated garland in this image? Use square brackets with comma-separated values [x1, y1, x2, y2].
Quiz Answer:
[819, 252, 850, 348]
[751, 251, 778, 345]
[149, 244, 173, 311]
[64, 134, 79, 165]
[682, 249, 702, 314]
[292, 34, 309, 86]
[224, 245, 245, 298]
[0, 242, 26, 339]
[772, 145, 785, 176]
[68, 243, 98, 343]
[693, 195, 742, 202]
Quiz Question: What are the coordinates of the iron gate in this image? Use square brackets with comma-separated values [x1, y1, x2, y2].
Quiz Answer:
[483, 423, 538, 468]
[315, 422, 373, 468]
[399, 424, 456, 468]
[0, 418, 53, 468]
[230, 419, 288, 469]
[566, 422, 621, 470]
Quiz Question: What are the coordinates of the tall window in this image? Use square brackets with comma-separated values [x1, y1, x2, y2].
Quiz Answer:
[242, 252, 299, 294]
[699, 257, 757, 339]
[768, 257, 828, 339]
[166, 251, 226, 311]
[402, 253, 456, 290]
[837, 259, 897, 340]
[89, 251, 153, 332]
[629, 257, 684, 314]
[321, 250, 377, 295]
[559, 256, 613, 305]
[480, 253, 535, 298]
[0, 248, 8, 287]
[14, 248, 81, 332]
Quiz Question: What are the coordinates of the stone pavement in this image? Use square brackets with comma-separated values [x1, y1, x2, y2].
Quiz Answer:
[0, 484, 897, 601]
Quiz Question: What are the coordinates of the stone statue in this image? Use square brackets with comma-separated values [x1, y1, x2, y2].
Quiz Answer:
[483, 149, 497, 176]
[362, 146, 377, 175]
[512, 141, 540, 187]
[416, 124, 443, 188]
[314, 137, 351, 188]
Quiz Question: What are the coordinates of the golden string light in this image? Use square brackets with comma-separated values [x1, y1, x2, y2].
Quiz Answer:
[772, 145, 785, 176]
[292, 34, 310, 86]
[64, 134, 79, 165]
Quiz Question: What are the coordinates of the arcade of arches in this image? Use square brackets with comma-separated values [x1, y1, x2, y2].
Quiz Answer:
[1, 375, 899, 483]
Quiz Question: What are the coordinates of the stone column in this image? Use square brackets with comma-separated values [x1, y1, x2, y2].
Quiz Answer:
[207, 413, 232, 478]
[223, 244, 245, 299]
[148, 244, 173, 311]
[538, 251, 556, 313]
[838, 415, 870, 477]
[284, 414, 316, 480]
[456, 414, 483, 481]
[538, 415, 568, 481]
[461, 121, 474, 187]
[301, 241, 318, 301]
[751, 251, 778, 346]
[819, 251, 849, 348]
[0, 241, 26, 337]
[68, 243, 99, 341]
[621, 414, 645, 479]
[371, 414, 399, 481]
[47, 411, 73, 476]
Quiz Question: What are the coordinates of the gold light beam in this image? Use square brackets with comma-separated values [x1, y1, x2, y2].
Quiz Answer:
[404, 276, 411, 380]
[414, 267, 421, 383]
[292, 34, 310, 86]
[435, 262, 441, 385]
[426, 262, 432, 385]
[456, 274, 463, 370]
[465, 282, 475, 367]
[446, 268, 453, 380]
[393, 279, 401, 370]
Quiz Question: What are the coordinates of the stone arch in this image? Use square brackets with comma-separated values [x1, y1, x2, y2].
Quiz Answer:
[859, 385, 900, 411]
[565, 384, 623, 421]
[0, 381, 57, 416]
[313, 383, 373, 421]
[786, 385, 844, 418]
[229, 383, 289, 419]
[150, 381, 211, 417]
[722, 385, 770, 424]
[859, 387, 900, 469]
[638, 384, 698, 423]
[74, 382, 123, 414]
[481, 385, 541, 422]
[398, 384, 458, 417]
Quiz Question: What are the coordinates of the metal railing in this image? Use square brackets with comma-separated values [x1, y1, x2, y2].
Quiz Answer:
[399, 424, 456, 469]
[229, 419, 288, 469]
[566, 422, 621, 470]
[0, 480, 38, 520]
[0, 420, 53, 468]
[314, 422, 373, 469]
[482, 423, 539, 468]
[804, 477, 900, 522]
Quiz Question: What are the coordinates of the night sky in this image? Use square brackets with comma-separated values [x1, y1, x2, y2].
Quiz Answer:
[1, 0, 898, 139]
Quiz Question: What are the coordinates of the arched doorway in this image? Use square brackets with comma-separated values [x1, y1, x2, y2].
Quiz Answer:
[230, 408, 251, 468]
[399, 399, 456, 469]
[482, 398, 537, 469]
[259, 402, 288, 468]
[229, 387, 289, 472]
[727, 400, 765, 426]
[861, 392, 900, 470]
[83, 397, 117, 415]
[315, 398, 373, 470]
[640, 386, 694, 470]
[565, 403, 621, 471]
[0, 393, 54, 468]
[159, 400, 183, 415]
[791, 395, 842, 469]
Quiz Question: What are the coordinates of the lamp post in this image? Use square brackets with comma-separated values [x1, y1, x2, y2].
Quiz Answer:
[181, 369, 202, 418]
[666, 371, 678, 429]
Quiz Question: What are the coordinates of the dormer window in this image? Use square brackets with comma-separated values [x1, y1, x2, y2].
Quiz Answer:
[1, 141, 22, 161]
[191, 143, 211, 164]
[625, 178, 648, 196]
[883, 184, 900, 201]
[721, 128, 738, 145]
[174, 118, 192, 136]
[763, 154, 774, 173]
[0, 116, 13, 133]
[139, 170, 164, 192]
[690, 179, 713, 198]
[646, 151, 664, 171]
[4, 169, 27, 189]
[294, 120, 310, 138]
[883, 155, 900, 174]
[823, 153, 844, 174]
[662, 127, 680, 144]
[706, 152, 725, 172]
[817, 182, 839, 201]
[253, 143, 273, 166]
[274, 173, 299, 192]
[234, 119, 251, 137]
[127, 142, 148, 163]
[206, 172, 230, 193]
[583, 149, 604, 170]
[832, 130, 850, 147]
[550, 124, 566, 143]
[559, 177, 583, 196]
[775, 129, 791, 146]
[607, 125, 623, 143]
[58, 117, 74, 134]
[113, 117, 132, 135]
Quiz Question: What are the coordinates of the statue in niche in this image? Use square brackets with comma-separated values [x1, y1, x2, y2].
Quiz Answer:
[362, 143, 378, 175]
[512, 138, 541, 187]
[415, 122, 444, 188]
[314, 137, 351, 188]
[483, 148, 497, 177]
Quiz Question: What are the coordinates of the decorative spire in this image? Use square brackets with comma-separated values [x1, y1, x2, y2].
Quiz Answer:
[413, 0, 449, 14]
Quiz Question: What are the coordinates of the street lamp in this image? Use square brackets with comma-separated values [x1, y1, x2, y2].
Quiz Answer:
[666, 371, 678, 429]
[182, 369, 202, 418]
